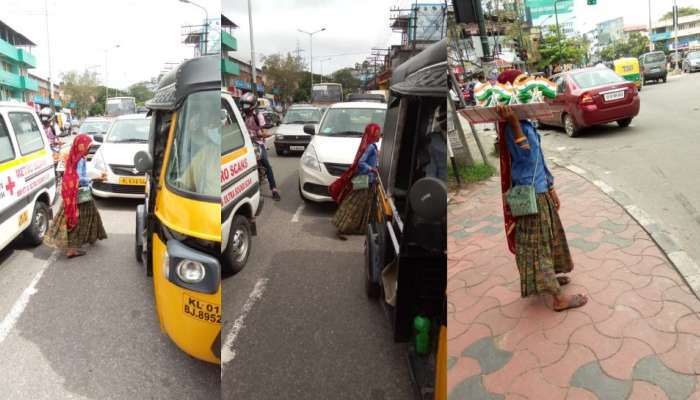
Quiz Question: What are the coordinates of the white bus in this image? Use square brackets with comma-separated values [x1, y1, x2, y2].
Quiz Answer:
[311, 83, 343, 105]
[106, 96, 136, 117]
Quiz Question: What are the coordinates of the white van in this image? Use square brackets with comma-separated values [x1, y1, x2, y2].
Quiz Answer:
[221, 91, 261, 275]
[0, 102, 57, 250]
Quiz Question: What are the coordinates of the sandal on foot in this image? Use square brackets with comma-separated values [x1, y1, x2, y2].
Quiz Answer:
[554, 294, 588, 312]
[67, 250, 86, 259]
[336, 232, 348, 241]
[557, 276, 571, 286]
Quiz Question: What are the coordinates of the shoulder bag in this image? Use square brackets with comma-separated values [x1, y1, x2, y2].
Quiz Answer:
[77, 186, 92, 204]
[505, 149, 539, 217]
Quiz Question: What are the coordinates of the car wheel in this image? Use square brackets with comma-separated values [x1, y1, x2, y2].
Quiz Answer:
[275, 147, 283, 156]
[563, 114, 579, 138]
[617, 118, 632, 128]
[21, 201, 51, 246]
[221, 215, 252, 275]
[662, 76, 667, 83]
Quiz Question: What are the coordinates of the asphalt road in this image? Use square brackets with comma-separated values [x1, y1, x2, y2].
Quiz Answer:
[0, 185, 218, 398]
[539, 72, 700, 266]
[221, 133, 413, 399]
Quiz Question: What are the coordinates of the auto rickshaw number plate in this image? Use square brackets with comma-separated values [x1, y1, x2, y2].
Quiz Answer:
[119, 176, 146, 185]
[183, 294, 221, 324]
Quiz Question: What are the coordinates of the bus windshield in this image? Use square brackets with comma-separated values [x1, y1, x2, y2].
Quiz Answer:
[311, 83, 343, 104]
[166, 91, 220, 199]
[106, 97, 136, 117]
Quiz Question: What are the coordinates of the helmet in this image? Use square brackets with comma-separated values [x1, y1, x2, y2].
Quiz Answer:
[239, 92, 258, 111]
[39, 107, 54, 124]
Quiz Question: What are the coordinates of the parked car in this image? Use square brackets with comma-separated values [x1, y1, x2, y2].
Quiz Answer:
[298, 101, 387, 202]
[682, 51, 700, 73]
[274, 104, 323, 155]
[639, 51, 668, 84]
[538, 67, 640, 137]
[78, 117, 112, 161]
[88, 113, 150, 198]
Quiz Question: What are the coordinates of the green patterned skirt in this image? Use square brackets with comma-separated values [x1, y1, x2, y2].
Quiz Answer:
[333, 186, 375, 235]
[515, 192, 573, 297]
[44, 198, 107, 249]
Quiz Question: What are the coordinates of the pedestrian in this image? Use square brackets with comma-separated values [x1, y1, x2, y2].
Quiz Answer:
[329, 123, 381, 241]
[495, 69, 587, 312]
[44, 134, 107, 258]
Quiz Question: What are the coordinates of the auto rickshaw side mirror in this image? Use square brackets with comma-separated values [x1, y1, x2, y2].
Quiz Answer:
[303, 124, 316, 135]
[94, 134, 104, 143]
[134, 150, 153, 174]
[408, 177, 447, 221]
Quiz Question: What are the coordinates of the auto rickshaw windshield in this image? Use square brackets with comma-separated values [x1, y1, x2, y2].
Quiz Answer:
[166, 90, 220, 199]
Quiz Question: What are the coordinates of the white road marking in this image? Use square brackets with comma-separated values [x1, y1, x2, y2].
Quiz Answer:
[565, 164, 587, 175]
[593, 180, 615, 195]
[556, 146, 567, 151]
[221, 277, 269, 364]
[625, 204, 655, 228]
[0, 250, 58, 345]
[291, 204, 305, 222]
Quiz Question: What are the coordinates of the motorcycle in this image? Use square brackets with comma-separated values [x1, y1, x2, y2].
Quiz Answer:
[254, 142, 267, 185]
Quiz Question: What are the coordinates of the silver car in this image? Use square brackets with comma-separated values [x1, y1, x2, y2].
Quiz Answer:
[682, 51, 700, 73]
[640, 51, 668, 83]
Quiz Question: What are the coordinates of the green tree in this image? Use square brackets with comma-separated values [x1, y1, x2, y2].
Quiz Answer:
[536, 27, 588, 69]
[599, 33, 651, 61]
[261, 52, 306, 105]
[60, 70, 101, 118]
[128, 82, 154, 105]
[330, 68, 361, 97]
[661, 6, 700, 21]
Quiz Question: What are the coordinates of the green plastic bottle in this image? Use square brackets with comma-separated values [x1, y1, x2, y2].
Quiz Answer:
[414, 316, 431, 354]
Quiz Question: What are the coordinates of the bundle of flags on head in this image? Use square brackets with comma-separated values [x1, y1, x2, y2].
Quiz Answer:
[474, 74, 557, 107]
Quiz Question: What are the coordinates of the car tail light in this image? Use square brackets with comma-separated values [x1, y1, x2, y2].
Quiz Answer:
[579, 93, 594, 105]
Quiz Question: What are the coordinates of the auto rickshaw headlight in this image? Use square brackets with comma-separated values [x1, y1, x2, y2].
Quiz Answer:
[176, 260, 206, 283]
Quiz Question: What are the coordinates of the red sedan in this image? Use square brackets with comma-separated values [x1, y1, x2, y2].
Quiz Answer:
[538, 67, 640, 137]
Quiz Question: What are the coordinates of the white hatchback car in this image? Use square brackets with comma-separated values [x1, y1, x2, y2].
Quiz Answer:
[274, 104, 323, 155]
[298, 101, 387, 202]
[89, 113, 150, 198]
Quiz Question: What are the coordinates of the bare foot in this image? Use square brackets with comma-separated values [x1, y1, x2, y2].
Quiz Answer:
[553, 293, 588, 312]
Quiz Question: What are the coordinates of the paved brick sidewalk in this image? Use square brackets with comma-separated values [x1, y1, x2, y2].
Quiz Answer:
[448, 166, 700, 400]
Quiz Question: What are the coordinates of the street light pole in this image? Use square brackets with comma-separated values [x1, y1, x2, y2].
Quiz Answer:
[180, 0, 209, 55]
[674, 0, 679, 71]
[44, 0, 54, 111]
[247, 0, 257, 95]
[554, 0, 562, 65]
[297, 28, 326, 95]
[648, 0, 655, 51]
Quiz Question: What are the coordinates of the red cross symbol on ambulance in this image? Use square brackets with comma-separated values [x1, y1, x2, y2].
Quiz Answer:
[5, 176, 16, 196]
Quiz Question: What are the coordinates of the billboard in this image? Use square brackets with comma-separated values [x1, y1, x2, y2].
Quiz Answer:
[525, 0, 576, 36]
[412, 3, 447, 42]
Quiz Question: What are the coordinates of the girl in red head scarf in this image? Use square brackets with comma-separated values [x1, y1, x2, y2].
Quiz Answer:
[496, 69, 587, 312]
[45, 134, 107, 258]
[330, 123, 381, 240]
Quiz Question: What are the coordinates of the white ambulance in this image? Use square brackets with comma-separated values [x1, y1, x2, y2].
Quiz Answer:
[221, 91, 261, 275]
[0, 102, 56, 250]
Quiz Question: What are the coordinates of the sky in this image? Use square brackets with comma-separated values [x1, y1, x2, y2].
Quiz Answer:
[5, 0, 219, 89]
[223, 0, 427, 76]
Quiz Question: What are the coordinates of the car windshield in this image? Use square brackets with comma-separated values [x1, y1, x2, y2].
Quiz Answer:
[80, 121, 110, 134]
[282, 109, 322, 124]
[106, 118, 150, 143]
[688, 52, 700, 59]
[644, 53, 665, 63]
[166, 90, 219, 199]
[572, 69, 625, 89]
[317, 108, 386, 137]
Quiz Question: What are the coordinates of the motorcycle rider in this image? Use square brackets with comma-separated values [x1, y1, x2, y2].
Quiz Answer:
[39, 107, 62, 149]
[240, 92, 281, 201]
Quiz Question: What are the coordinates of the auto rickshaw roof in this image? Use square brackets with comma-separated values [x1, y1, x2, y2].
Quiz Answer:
[146, 55, 219, 111]
[390, 38, 447, 98]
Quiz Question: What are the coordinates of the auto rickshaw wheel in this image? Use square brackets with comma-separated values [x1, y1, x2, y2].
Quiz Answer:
[222, 215, 252, 275]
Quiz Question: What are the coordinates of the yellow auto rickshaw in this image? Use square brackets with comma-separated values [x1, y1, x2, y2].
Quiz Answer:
[365, 38, 447, 399]
[134, 55, 221, 364]
[614, 57, 642, 90]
